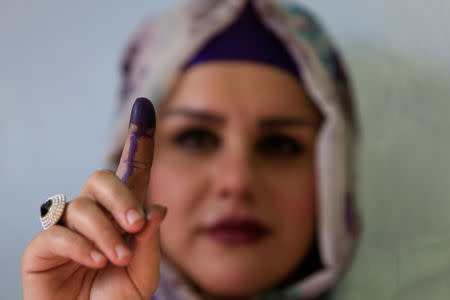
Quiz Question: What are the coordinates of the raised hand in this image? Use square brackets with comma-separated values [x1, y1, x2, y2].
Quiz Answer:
[21, 98, 166, 300]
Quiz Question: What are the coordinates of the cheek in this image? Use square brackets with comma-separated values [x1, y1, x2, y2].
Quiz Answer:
[265, 159, 317, 253]
[278, 182, 316, 249]
[148, 154, 207, 259]
[278, 169, 316, 223]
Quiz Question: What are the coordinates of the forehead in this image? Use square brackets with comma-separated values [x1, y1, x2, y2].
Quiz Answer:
[165, 62, 319, 121]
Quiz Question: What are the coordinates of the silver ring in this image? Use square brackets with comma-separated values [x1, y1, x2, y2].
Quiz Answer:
[40, 194, 67, 230]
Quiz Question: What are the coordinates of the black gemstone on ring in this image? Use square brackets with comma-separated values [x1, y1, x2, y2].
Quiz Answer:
[40, 199, 52, 217]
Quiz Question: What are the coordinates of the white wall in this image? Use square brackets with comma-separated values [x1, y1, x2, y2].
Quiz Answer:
[0, 1, 179, 298]
[1, 1, 449, 299]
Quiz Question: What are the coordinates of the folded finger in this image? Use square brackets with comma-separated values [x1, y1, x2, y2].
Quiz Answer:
[62, 196, 133, 266]
[22, 225, 107, 274]
[80, 169, 145, 233]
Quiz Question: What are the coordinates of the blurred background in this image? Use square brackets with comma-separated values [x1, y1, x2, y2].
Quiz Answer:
[1, 0, 449, 299]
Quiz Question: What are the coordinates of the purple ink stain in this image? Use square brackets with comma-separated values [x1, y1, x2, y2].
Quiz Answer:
[121, 97, 156, 184]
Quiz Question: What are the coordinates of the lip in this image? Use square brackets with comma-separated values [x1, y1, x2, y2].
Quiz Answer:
[203, 216, 271, 246]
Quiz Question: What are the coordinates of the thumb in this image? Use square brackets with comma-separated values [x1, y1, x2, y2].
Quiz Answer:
[127, 204, 167, 297]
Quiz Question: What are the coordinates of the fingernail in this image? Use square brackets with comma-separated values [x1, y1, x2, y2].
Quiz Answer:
[126, 208, 144, 225]
[115, 244, 132, 260]
[129, 97, 156, 130]
[146, 204, 168, 222]
[91, 250, 106, 264]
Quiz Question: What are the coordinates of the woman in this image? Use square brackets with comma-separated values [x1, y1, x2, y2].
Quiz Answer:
[21, 0, 360, 299]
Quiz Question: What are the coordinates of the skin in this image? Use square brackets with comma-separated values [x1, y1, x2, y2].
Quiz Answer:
[152, 62, 321, 298]
[21, 99, 166, 300]
[21, 62, 321, 300]
[119, 97, 156, 185]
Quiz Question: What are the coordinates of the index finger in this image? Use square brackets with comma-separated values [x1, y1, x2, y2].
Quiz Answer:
[116, 97, 156, 204]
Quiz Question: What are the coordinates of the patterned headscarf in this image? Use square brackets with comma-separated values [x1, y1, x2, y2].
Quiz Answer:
[106, 0, 360, 299]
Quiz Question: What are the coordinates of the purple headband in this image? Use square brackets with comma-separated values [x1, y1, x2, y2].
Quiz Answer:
[183, 1, 300, 79]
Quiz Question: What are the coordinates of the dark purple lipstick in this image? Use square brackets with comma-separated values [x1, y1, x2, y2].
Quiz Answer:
[204, 217, 270, 245]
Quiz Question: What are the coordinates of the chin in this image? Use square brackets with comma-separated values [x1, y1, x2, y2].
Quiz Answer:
[196, 272, 268, 299]
[186, 257, 286, 299]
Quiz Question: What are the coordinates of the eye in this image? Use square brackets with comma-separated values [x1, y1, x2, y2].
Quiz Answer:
[257, 134, 303, 156]
[173, 128, 220, 151]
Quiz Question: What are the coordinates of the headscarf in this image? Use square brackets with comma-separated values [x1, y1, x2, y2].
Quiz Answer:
[182, 1, 300, 78]
[106, 0, 361, 299]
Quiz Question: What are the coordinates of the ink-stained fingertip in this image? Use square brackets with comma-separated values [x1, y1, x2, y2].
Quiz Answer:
[129, 97, 156, 129]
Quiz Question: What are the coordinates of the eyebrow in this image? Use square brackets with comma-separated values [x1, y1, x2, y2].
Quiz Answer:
[163, 108, 225, 123]
[259, 118, 318, 129]
[163, 108, 318, 128]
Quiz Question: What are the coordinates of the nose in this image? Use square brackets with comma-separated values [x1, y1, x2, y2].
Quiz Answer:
[210, 142, 256, 203]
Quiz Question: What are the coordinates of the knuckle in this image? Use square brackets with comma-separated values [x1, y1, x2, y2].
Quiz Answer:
[66, 197, 89, 218]
[107, 183, 127, 204]
[49, 226, 67, 245]
[66, 200, 121, 242]
[20, 249, 33, 274]
[42, 226, 72, 251]
[21, 232, 45, 264]
[88, 169, 115, 186]
[51, 226, 85, 249]
[63, 198, 96, 231]
[86, 170, 127, 205]
[21, 232, 49, 273]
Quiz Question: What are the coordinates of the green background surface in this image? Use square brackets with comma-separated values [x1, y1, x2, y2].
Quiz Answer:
[333, 49, 450, 300]
[301, 1, 450, 298]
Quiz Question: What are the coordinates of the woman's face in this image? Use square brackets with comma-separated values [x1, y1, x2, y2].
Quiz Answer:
[149, 62, 321, 298]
